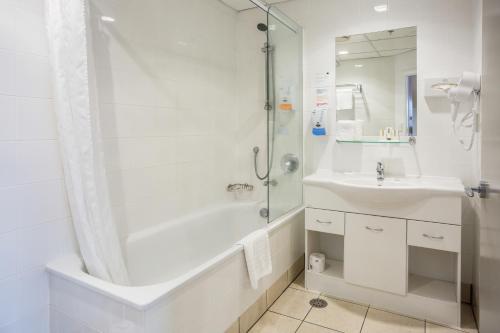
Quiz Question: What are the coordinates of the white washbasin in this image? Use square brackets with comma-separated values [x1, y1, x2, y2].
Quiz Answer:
[303, 171, 464, 203]
[341, 178, 413, 188]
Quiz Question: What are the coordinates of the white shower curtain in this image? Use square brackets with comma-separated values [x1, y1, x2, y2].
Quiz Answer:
[45, 0, 130, 285]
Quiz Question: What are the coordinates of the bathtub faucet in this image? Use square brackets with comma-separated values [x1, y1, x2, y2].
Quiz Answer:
[227, 183, 254, 192]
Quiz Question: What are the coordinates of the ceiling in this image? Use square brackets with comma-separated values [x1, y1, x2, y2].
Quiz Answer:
[219, 0, 290, 11]
[336, 27, 417, 63]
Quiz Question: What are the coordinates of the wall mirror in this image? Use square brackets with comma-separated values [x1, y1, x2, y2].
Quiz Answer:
[335, 26, 417, 143]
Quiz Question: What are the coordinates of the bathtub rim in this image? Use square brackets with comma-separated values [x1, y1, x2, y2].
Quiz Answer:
[46, 205, 305, 311]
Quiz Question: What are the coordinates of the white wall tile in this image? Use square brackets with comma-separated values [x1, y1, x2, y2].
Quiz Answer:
[0, 308, 49, 333]
[14, 6, 49, 56]
[0, 1, 71, 330]
[15, 0, 45, 13]
[16, 98, 57, 140]
[0, 187, 18, 233]
[0, 51, 15, 95]
[0, 143, 16, 187]
[0, 276, 18, 326]
[17, 268, 49, 317]
[16, 222, 59, 272]
[0, 232, 16, 280]
[0, 95, 16, 140]
[54, 218, 79, 256]
[0, 4, 16, 51]
[15, 141, 62, 184]
[14, 53, 52, 98]
[16, 180, 69, 229]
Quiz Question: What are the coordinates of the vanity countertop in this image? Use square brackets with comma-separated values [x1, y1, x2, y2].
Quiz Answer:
[303, 170, 464, 198]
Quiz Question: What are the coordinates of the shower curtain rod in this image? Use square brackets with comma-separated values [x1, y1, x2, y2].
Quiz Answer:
[248, 0, 300, 34]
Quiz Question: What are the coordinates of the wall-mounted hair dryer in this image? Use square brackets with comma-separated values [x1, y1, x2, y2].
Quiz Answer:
[432, 72, 481, 151]
[447, 72, 481, 122]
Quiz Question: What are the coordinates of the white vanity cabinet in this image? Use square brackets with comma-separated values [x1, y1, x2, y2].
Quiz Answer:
[344, 214, 407, 295]
[304, 176, 464, 328]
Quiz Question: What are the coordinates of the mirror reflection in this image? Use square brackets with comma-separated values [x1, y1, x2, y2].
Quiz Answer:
[335, 26, 417, 142]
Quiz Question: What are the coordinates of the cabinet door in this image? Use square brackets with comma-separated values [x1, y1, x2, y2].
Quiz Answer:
[345, 213, 407, 295]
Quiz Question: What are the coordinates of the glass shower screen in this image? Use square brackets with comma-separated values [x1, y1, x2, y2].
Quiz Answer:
[265, 6, 303, 222]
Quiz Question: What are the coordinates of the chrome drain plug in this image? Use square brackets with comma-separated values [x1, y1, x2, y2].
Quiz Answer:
[309, 298, 328, 308]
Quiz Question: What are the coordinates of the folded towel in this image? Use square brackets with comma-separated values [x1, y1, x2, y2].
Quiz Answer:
[336, 88, 353, 110]
[239, 229, 272, 290]
[337, 120, 356, 140]
[337, 120, 364, 140]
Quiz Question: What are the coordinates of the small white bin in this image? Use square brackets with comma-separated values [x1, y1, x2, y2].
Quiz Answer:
[309, 253, 326, 273]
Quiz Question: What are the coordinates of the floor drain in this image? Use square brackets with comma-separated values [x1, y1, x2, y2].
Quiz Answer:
[310, 298, 328, 308]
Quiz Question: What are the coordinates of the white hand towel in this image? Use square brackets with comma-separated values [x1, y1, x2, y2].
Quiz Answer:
[336, 88, 354, 110]
[337, 120, 356, 140]
[239, 229, 272, 290]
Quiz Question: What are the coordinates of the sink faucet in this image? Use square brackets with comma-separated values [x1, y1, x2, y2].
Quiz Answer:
[376, 162, 385, 183]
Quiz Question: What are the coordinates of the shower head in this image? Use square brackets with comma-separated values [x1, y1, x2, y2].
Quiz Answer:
[257, 23, 268, 32]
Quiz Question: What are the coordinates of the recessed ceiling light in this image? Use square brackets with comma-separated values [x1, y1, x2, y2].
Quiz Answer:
[338, 50, 349, 55]
[373, 4, 388, 12]
[100, 16, 115, 22]
[354, 64, 364, 68]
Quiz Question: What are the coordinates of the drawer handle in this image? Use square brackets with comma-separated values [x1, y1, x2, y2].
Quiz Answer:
[423, 233, 444, 240]
[365, 226, 384, 232]
[316, 219, 332, 224]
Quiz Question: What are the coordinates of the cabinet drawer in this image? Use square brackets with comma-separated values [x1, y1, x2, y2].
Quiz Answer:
[345, 213, 406, 295]
[306, 208, 344, 235]
[408, 220, 461, 252]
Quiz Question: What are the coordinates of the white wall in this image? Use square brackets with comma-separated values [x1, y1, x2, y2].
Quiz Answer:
[272, 0, 481, 284]
[0, 0, 77, 331]
[89, 0, 243, 240]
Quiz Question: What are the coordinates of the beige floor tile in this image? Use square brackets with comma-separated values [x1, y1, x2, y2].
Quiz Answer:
[270, 288, 318, 320]
[305, 296, 368, 333]
[426, 322, 465, 333]
[461, 304, 478, 333]
[361, 308, 424, 333]
[296, 322, 339, 333]
[248, 312, 301, 333]
[289, 271, 306, 291]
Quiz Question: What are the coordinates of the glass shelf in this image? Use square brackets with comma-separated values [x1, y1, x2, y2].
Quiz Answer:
[336, 136, 415, 144]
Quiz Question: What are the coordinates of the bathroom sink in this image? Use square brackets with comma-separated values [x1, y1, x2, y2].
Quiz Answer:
[340, 178, 413, 188]
[303, 171, 464, 204]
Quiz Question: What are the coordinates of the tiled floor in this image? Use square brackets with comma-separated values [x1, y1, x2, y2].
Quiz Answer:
[248, 271, 478, 333]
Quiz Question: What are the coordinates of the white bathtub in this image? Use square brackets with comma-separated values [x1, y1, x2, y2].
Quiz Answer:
[47, 202, 305, 333]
